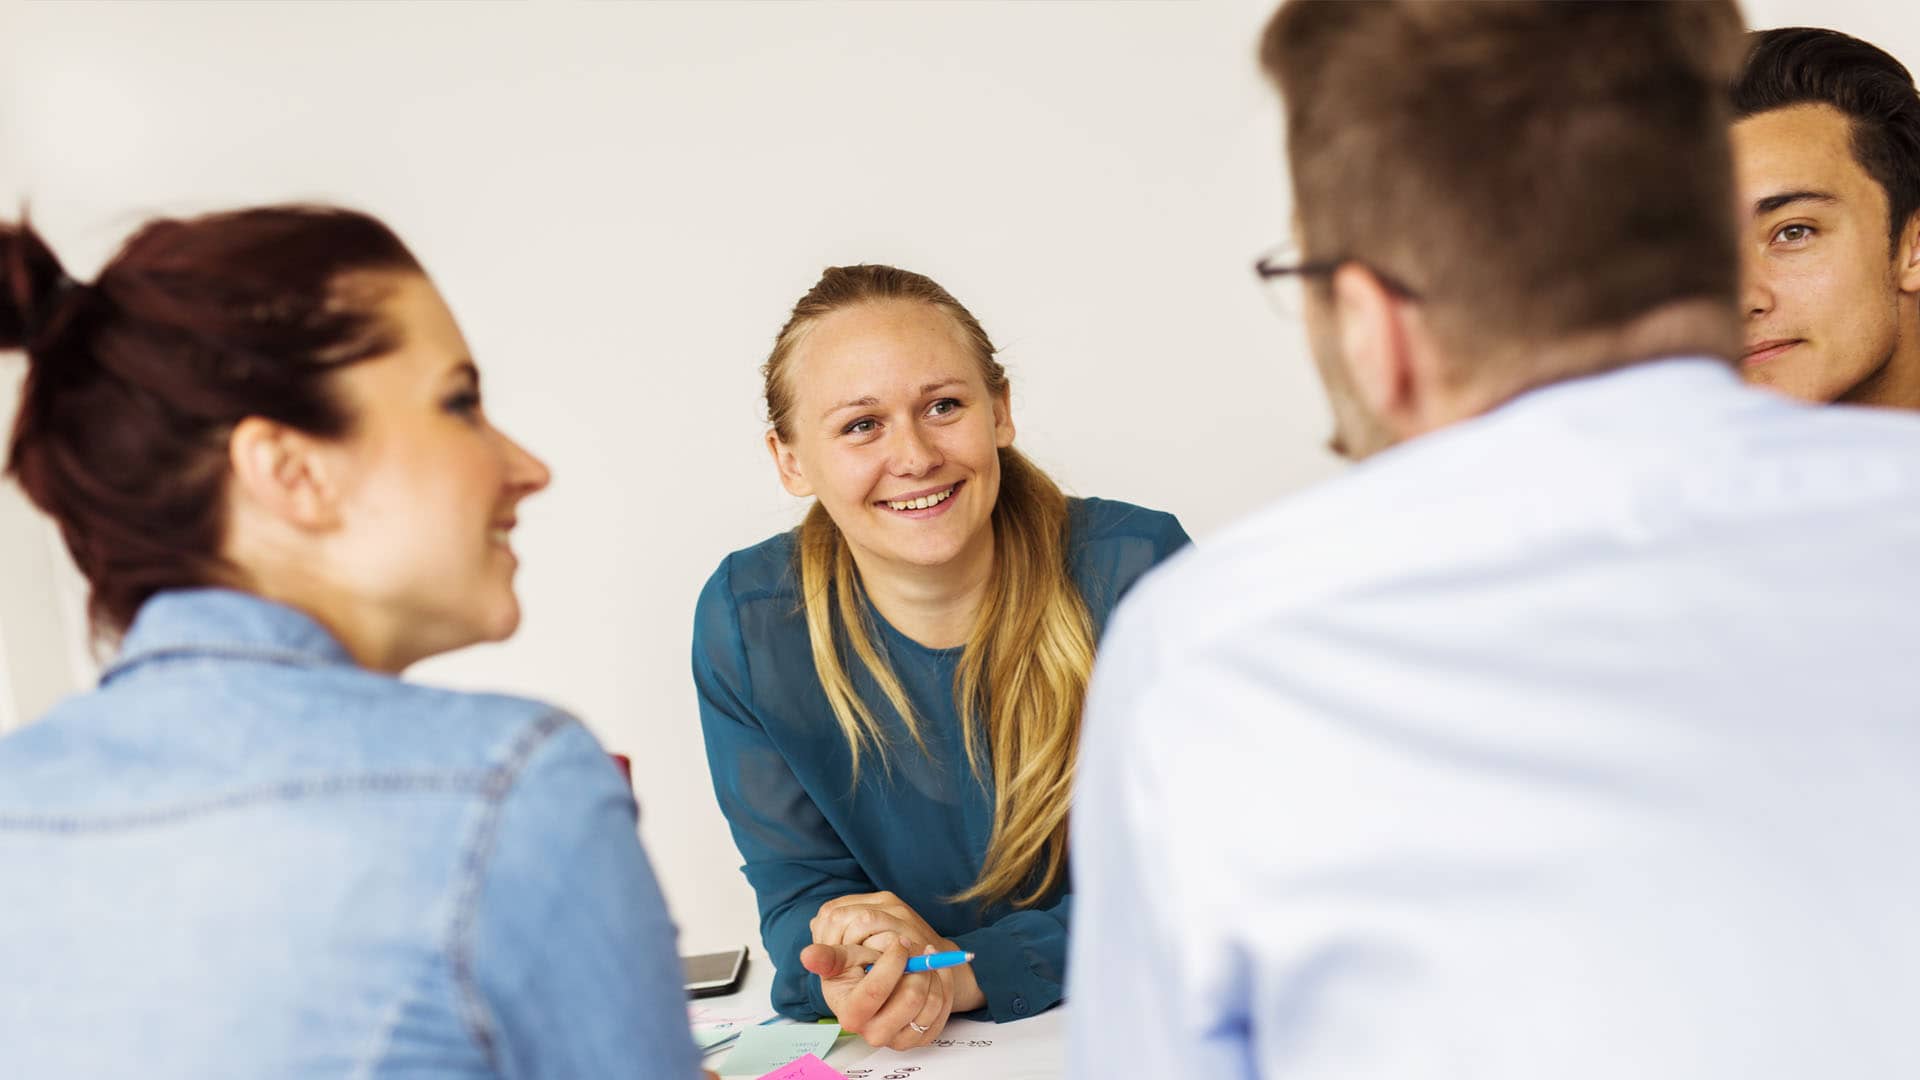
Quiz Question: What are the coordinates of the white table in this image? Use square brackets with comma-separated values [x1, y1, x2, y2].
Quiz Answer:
[695, 950, 1067, 1078]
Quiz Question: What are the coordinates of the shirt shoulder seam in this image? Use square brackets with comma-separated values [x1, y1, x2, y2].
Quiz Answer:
[1070, 498, 1182, 544]
[440, 708, 580, 1073]
[100, 642, 344, 683]
[0, 771, 493, 832]
[718, 552, 764, 719]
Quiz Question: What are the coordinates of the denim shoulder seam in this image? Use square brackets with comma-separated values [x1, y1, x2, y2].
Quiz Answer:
[0, 772, 490, 832]
[351, 945, 446, 1080]
[102, 642, 341, 682]
[442, 708, 577, 1073]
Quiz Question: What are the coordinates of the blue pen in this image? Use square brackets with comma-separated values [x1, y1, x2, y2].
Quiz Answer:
[864, 949, 975, 974]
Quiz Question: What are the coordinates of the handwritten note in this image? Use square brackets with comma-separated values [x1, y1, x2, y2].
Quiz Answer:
[692, 1002, 780, 1058]
[754, 1053, 850, 1080]
[843, 1009, 1065, 1080]
[719, 1023, 843, 1077]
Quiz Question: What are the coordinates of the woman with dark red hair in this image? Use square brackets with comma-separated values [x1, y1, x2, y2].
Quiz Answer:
[0, 207, 706, 1078]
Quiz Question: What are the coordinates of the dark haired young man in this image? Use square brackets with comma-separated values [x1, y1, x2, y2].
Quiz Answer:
[1733, 27, 1920, 406]
[1067, 4, 1920, 1078]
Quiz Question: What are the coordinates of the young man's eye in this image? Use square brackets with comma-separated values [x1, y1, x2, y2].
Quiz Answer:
[1772, 223, 1816, 245]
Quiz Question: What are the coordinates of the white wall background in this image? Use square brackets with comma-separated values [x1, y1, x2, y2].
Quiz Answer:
[2, 0, 1914, 953]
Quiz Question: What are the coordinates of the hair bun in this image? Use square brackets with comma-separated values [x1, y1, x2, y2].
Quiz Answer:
[2, 219, 81, 352]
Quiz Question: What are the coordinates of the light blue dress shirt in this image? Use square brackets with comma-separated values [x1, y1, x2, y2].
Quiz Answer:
[695, 497, 1189, 1024]
[0, 589, 700, 1080]
[1069, 360, 1920, 1079]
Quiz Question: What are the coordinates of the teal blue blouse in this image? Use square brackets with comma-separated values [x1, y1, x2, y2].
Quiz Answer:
[692, 497, 1190, 1023]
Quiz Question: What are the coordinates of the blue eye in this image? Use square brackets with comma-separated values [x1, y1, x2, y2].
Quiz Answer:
[928, 398, 961, 417]
[844, 418, 877, 436]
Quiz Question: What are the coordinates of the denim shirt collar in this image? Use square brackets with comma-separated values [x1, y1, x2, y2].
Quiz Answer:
[102, 588, 358, 685]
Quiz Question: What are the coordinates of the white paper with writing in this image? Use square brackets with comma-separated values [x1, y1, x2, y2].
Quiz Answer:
[836, 1008, 1065, 1080]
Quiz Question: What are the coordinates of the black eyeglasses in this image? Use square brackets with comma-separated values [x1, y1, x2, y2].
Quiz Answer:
[1253, 243, 1422, 315]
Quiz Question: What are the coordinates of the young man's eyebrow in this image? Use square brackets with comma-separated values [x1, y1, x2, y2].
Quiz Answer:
[1754, 190, 1839, 216]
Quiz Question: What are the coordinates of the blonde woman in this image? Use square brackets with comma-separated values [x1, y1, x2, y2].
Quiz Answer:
[692, 265, 1189, 1049]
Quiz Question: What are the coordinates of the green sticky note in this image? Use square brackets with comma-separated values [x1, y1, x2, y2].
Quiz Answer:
[719, 1023, 843, 1076]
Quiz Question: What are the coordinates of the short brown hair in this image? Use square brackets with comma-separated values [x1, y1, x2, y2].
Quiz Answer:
[1734, 27, 1920, 249]
[1262, 0, 1746, 365]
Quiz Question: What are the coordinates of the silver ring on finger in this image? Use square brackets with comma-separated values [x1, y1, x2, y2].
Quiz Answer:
[908, 1021, 930, 1034]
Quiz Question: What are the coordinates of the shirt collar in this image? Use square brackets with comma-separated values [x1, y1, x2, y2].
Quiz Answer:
[1495, 355, 1744, 424]
[102, 588, 358, 685]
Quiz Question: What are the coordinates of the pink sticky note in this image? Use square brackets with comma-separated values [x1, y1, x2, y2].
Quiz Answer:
[754, 1052, 848, 1080]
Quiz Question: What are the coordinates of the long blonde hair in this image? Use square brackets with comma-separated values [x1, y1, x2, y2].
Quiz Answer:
[764, 265, 1096, 909]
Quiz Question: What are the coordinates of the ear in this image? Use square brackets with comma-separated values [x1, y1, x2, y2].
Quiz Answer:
[1897, 209, 1920, 295]
[766, 429, 814, 498]
[991, 387, 1016, 449]
[1328, 264, 1419, 436]
[227, 417, 341, 531]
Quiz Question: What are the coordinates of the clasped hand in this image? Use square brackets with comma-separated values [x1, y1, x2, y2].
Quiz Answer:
[800, 891, 985, 1050]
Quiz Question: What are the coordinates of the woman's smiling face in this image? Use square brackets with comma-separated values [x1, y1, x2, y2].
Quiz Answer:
[768, 299, 1015, 576]
[314, 273, 551, 667]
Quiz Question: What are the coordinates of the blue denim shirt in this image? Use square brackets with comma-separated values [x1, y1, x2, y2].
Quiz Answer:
[0, 589, 701, 1080]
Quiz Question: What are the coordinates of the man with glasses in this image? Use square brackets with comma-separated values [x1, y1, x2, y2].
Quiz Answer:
[1067, 3, 1920, 1078]
[1732, 27, 1920, 407]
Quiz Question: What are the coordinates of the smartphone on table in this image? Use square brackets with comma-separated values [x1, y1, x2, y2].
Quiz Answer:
[683, 946, 749, 998]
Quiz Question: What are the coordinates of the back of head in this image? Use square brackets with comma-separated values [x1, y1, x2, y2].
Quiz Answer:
[1262, 0, 1746, 381]
[1733, 27, 1920, 247]
[1, 206, 420, 638]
